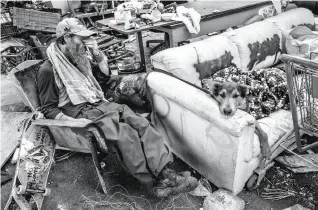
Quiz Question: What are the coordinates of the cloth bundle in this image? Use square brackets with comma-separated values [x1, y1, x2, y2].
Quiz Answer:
[103, 73, 150, 109]
[285, 26, 318, 61]
[172, 6, 201, 34]
[202, 66, 290, 119]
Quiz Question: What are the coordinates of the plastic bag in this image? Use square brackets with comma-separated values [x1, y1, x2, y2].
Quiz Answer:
[190, 178, 213, 197]
[203, 189, 245, 210]
[283, 204, 310, 210]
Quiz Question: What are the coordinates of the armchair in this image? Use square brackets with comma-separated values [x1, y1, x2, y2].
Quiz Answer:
[147, 8, 315, 194]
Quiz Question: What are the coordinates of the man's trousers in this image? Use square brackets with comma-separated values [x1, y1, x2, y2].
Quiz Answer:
[76, 101, 173, 184]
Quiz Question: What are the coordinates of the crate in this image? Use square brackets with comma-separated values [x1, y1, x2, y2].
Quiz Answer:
[1, 46, 37, 74]
[1, 11, 12, 24]
[1, 11, 20, 39]
[12, 7, 61, 33]
[1, 22, 20, 39]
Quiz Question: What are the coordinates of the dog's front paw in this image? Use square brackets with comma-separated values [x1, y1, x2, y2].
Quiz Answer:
[261, 141, 271, 160]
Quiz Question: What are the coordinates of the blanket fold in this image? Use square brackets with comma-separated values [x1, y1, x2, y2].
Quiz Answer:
[172, 6, 201, 34]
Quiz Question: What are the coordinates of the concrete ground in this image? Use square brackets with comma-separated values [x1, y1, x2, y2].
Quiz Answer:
[1, 31, 317, 210]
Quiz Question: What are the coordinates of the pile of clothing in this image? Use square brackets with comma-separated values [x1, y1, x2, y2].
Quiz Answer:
[114, 0, 201, 34]
[285, 26, 318, 61]
[101, 73, 150, 110]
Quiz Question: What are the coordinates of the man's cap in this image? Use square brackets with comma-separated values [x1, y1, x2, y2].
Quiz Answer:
[56, 18, 96, 39]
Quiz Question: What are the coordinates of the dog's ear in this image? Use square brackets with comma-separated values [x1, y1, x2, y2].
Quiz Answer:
[202, 79, 223, 96]
[237, 84, 251, 98]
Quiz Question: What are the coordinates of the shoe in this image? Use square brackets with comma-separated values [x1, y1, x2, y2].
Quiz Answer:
[153, 168, 198, 198]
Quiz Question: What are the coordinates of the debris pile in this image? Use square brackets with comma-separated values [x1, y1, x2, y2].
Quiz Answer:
[261, 166, 317, 209]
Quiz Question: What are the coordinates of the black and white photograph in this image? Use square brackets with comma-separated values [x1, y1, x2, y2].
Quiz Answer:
[0, 0, 318, 209]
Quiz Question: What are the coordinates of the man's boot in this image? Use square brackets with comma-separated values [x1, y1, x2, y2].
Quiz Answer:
[153, 167, 198, 198]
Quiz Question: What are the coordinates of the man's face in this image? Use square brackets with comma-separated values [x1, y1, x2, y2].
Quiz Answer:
[66, 34, 86, 55]
[64, 34, 91, 73]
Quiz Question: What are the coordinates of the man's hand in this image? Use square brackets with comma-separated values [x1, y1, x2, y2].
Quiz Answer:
[83, 37, 109, 76]
[83, 37, 99, 56]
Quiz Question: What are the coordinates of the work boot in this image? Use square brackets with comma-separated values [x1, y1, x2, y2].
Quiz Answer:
[153, 168, 198, 198]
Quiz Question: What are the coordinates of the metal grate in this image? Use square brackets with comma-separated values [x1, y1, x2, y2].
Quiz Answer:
[282, 54, 318, 152]
[1, 11, 20, 39]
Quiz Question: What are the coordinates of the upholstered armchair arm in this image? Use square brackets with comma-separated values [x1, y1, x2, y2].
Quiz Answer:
[148, 72, 259, 193]
[147, 71, 257, 166]
[148, 72, 258, 193]
[147, 72, 256, 137]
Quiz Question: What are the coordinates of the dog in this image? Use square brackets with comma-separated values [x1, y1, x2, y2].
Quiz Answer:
[203, 80, 271, 159]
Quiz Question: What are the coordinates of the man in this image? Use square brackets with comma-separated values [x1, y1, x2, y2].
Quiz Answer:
[37, 18, 198, 198]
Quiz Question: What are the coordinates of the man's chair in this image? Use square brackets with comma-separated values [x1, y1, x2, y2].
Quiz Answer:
[8, 59, 108, 194]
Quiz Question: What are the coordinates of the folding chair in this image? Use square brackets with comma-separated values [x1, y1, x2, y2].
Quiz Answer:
[8, 59, 108, 194]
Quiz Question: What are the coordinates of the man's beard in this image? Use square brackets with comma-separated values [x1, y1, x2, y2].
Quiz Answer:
[65, 43, 92, 76]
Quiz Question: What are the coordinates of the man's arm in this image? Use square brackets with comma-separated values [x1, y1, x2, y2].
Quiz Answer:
[37, 61, 78, 120]
[85, 38, 109, 76]
[93, 50, 109, 76]
[37, 61, 63, 119]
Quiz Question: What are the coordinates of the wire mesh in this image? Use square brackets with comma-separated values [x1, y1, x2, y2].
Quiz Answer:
[289, 62, 318, 135]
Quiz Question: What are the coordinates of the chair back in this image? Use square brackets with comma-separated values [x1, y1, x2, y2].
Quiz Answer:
[8, 59, 102, 154]
[8, 60, 44, 111]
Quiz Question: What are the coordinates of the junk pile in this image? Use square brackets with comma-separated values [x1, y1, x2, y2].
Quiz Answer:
[187, 179, 245, 210]
[0, 0, 149, 109]
[112, 0, 201, 34]
[260, 165, 317, 209]
[5, 123, 56, 210]
[0, 1, 61, 74]
[1, 38, 37, 74]
[0, 1, 131, 74]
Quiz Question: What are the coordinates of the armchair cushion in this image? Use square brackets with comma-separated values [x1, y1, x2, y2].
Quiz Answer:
[220, 21, 283, 71]
[151, 35, 240, 87]
[264, 8, 315, 33]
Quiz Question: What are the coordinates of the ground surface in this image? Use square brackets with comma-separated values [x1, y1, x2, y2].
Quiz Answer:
[1, 30, 318, 210]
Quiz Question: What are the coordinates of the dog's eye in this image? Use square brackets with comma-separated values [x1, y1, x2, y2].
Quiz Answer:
[233, 94, 239, 98]
[220, 92, 226, 98]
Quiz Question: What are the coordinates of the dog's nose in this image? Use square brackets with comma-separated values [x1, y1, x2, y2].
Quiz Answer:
[223, 108, 232, 116]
